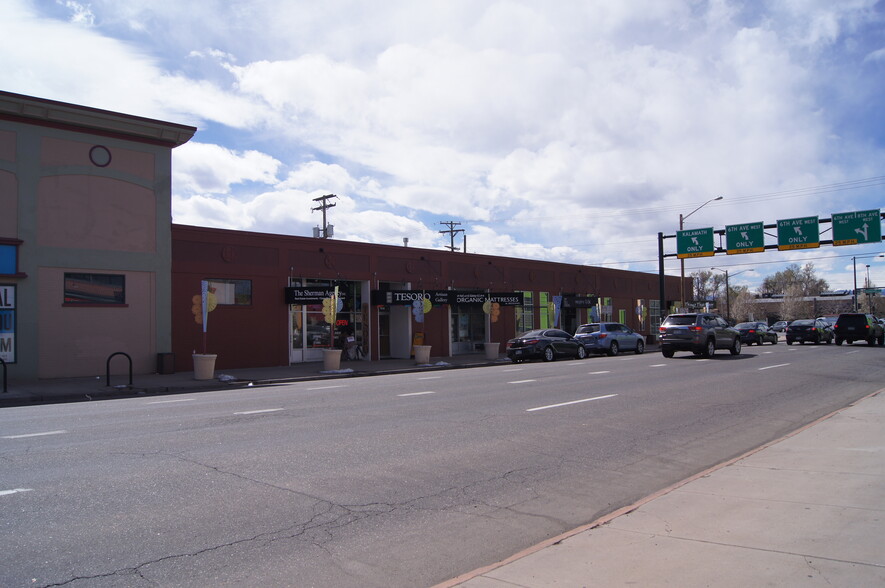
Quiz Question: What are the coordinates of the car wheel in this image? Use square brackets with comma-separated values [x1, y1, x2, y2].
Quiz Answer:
[786, 340, 793, 345]
[542, 346, 555, 362]
[634, 340, 645, 354]
[576, 346, 587, 360]
[814, 335, 820, 345]
[704, 339, 716, 358]
[661, 347, 674, 358]
[835, 338, 843, 345]
[607, 341, 619, 357]
[878, 335, 885, 346]
[772, 337, 778, 345]
[730, 337, 741, 355]
[825, 336, 831, 345]
[868, 337, 876, 346]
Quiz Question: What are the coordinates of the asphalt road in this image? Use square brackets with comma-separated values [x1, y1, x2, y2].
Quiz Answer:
[2, 341, 883, 587]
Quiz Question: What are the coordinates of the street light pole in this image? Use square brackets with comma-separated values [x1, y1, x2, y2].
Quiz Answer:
[711, 267, 753, 324]
[679, 196, 723, 309]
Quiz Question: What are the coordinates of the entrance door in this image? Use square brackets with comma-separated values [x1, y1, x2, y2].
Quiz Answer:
[289, 303, 333, 363]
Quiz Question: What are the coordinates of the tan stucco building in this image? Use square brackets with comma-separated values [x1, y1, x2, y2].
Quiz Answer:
[0, 91, 196, 379]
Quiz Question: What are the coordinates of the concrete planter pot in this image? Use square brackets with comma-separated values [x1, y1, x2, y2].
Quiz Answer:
[414, 345, 432, 364]
[484, 342, 500, 360]
[323, 349, 343, 371]
[192, 354, 217, 380]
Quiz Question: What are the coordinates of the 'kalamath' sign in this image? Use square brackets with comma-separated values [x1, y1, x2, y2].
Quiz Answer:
[0, 285, 14, 363]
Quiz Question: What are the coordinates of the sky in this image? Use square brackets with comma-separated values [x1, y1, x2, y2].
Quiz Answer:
[3, 0, 885, 294]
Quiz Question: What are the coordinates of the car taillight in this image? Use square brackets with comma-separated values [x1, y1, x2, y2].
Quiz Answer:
[689, 326, 703, 332]
[597, 333, 608, 338]
[659, 326, 666, 333]
[811, 327, 817, 332]
[748, 329, 755, 334]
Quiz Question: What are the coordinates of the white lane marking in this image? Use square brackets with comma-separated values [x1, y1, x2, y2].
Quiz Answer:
[508, 379, 537, 384]
[234, 408, 284, 415]
[758, 363, 791, 371]
[618, 357, 635, 361]
[398, 391, 436, 397]
[147, 398, 194, 404]
[527, 394, 618, 412]
[589, 371, 610, 375]
[846, 350, 861, 354]
[2, 430, 68, 439]
[502, 368, 523, 372]
[650, 364, 668, 367]
[0, 488, 33, 497]
[417, 376, 442, 380]
[306, 385, 346, 391]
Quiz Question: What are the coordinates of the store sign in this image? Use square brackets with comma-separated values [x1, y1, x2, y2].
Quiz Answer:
[0, 285, 14, 364]
[285, 287, 345, 304]
[372, 290, 525, 306]
[561, 295, 599, 308]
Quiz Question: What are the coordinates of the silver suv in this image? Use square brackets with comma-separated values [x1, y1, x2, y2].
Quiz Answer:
[659, 313, 742, 358]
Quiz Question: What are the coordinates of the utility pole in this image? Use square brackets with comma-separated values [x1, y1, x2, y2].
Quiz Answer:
[439, 221, 464, 252]
[312, 194, 337, 238]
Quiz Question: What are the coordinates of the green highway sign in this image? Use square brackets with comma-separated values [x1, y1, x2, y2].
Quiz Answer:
[726, 222, 764, 255]
[677, 227, 715, 259]
[777, 216, 819, 251]
[832, 209, 881, 246]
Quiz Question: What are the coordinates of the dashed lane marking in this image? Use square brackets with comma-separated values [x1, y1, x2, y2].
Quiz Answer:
[758, 363, 790, 371]
[526, 394, 618, 412]
[398, 391, 436, 397]
[0, 488, 33, 497]
[588, 371, 610, 375]
[508, 379, 537, 384]
[233, 408, 284, 415]
[147, 398, 195, 404]
[2, 430, 68, 439]
[649, 364, 667, 367]
[305, 385, 347, 391]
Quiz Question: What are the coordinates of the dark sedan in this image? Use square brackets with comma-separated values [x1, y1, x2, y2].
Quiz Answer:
[734, 321, 778, 345]
[506, 329, 587, 362]
[786, 318, 833, 345]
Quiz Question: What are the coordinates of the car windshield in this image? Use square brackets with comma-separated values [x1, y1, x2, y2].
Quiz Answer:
[791, 320, 813, 326]
[575, 324, 600, 334]
[663, 315, 696, 326]
[734, 323, 756, 329]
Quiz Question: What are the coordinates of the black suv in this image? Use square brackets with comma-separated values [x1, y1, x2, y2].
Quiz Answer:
[659, 313, 742, 358]
[833, 313, 885, 346]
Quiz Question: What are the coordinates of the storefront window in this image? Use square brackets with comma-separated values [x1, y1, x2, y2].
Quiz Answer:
[451, 303, 485, 351]
[516, 291, 533, 334]
[206, 279, 251, 305]
[539, 292, 550, 328]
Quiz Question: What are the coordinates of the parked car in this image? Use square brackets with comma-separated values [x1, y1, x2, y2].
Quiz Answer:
[833, 313, 885, 346]
[574, 322, 645, 356]
[659, 313, 741, 358]
[816, 315, 838, 328]
[786, 318, 833, 345]
[506, 329, 587, 362]
[770, 320, 790, 332]
[734, 321, 778, 345]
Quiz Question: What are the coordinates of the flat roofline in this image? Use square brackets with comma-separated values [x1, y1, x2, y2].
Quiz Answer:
[0, 90, 197, 148]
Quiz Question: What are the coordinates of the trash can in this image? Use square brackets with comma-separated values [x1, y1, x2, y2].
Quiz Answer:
[157, 352, 175, 375]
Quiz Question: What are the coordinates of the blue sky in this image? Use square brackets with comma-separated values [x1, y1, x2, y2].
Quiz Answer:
[3, 0, 884, 292]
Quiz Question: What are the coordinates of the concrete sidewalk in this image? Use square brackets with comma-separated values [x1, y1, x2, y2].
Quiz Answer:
[0, 352, 509, 408]
[442, 389, 885, 587]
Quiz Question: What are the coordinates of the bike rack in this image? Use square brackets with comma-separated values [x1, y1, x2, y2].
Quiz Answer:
[0, 357, 6, 394]
[106, 352, 133, 388]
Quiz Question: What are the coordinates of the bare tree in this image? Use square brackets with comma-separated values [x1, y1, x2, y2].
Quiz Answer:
[779, 284, 806, 320]
[761, 263, 828, 296]
[729, 286, 755, 322]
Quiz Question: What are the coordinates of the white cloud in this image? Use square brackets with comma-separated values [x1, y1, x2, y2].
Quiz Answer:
[173, 142, 281, 195]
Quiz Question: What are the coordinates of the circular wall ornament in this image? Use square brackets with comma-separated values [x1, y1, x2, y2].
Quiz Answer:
[89, 145, 112, 167]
